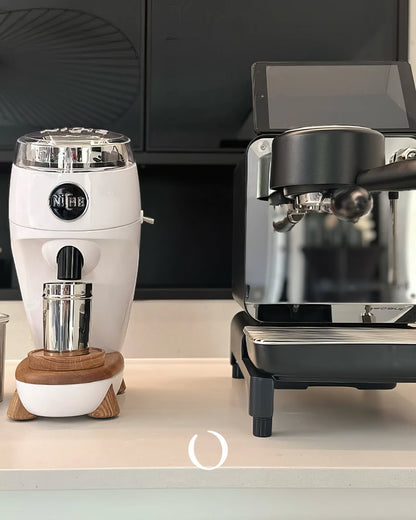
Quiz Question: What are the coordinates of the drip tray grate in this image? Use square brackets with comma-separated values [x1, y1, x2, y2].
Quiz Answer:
[243, 326, 416, 381]
[244, 326, 416, 345]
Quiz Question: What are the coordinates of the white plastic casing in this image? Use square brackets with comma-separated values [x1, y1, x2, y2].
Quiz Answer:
[16, 372, 124, 417]
[9, 163, 141, 352]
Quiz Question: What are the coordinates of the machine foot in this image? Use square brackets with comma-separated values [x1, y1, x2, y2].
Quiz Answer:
[117, 378, 126, 395]
[89, 385, 120, 419]
[253, 417, 272, 437]
[232, 363, 244, 379]
[7, 391, 36, 421]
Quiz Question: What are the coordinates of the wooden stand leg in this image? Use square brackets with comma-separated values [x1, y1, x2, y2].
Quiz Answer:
[7, 391, 36, 421]
[117, 378, 126, 395]
[89, 385, 120, 419]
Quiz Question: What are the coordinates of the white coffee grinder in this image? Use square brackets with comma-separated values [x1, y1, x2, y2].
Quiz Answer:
[7, 128, 152, 420]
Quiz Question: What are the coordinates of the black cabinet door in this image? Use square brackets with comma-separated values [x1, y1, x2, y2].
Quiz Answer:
[147, 0, 405, 152]
[137, 164, 234, 297]
[0, 0, 144, 151]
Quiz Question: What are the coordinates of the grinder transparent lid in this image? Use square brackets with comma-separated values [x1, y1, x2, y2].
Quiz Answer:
[14, 128, 134, 171]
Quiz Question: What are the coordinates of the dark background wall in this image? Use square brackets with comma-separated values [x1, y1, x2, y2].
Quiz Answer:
[0, 0, 409, 299]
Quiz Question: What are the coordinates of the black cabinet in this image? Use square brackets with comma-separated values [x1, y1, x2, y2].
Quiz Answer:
[0, 0, 145, 152]
[0, 0, 408, 156]
[0, 0, 409, 298]
[147, 0, 406, 152]
[137, 165, 233, 298]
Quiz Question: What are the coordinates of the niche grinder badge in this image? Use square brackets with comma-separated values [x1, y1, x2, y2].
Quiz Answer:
[49, 184, 88, 220]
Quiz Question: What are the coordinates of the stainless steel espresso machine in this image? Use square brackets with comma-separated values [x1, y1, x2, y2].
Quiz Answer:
[231, 62, 416, 437]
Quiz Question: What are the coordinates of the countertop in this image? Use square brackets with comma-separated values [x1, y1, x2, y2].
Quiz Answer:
[3, 357, 416, 487]
[3, 358, 416, 519]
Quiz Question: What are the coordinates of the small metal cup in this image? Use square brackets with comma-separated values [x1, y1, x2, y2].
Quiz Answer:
[0, 313, 9, 402]
[43, 282, 92, 355]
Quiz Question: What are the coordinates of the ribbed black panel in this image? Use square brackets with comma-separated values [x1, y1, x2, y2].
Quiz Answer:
[0, 3, 143, 149]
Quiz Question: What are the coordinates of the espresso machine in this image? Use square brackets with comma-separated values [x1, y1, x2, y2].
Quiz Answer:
[7, 127, 152, 420]
[231, 62, 416, 436]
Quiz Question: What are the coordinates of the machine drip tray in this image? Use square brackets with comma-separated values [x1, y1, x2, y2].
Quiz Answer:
[244, 326, 416, 382]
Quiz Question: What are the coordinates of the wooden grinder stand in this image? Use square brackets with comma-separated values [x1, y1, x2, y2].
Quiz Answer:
[7, 348, 125, 421]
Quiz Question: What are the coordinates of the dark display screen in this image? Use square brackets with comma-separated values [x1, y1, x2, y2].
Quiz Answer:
[266, 64, 410, 130]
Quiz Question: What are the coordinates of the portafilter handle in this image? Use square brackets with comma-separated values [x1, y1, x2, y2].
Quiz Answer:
[356, 159, 416, 192]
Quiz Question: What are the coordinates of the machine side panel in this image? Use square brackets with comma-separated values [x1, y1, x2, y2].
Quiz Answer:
[232, 158, 248, 308]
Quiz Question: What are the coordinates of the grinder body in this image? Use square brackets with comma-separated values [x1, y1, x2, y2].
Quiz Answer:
[8, 128, 143, 419]
[10, 163, 141, 352]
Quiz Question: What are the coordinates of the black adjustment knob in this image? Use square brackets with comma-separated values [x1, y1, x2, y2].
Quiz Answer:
[56, 246, 84, 280]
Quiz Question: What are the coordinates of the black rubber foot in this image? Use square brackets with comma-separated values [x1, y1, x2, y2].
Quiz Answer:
[253, 417, 272, 437]
[232, 363, 244, 379]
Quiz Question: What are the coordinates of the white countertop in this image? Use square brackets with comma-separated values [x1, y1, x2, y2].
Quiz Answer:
[2, 357, 416, 492]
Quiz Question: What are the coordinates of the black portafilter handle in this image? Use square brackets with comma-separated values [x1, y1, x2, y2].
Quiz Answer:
[356, 159, 416, 192]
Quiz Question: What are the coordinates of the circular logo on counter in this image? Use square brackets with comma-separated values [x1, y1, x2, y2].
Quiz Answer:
[188, 430, 229, 471]
[49, 183, 88, 220]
